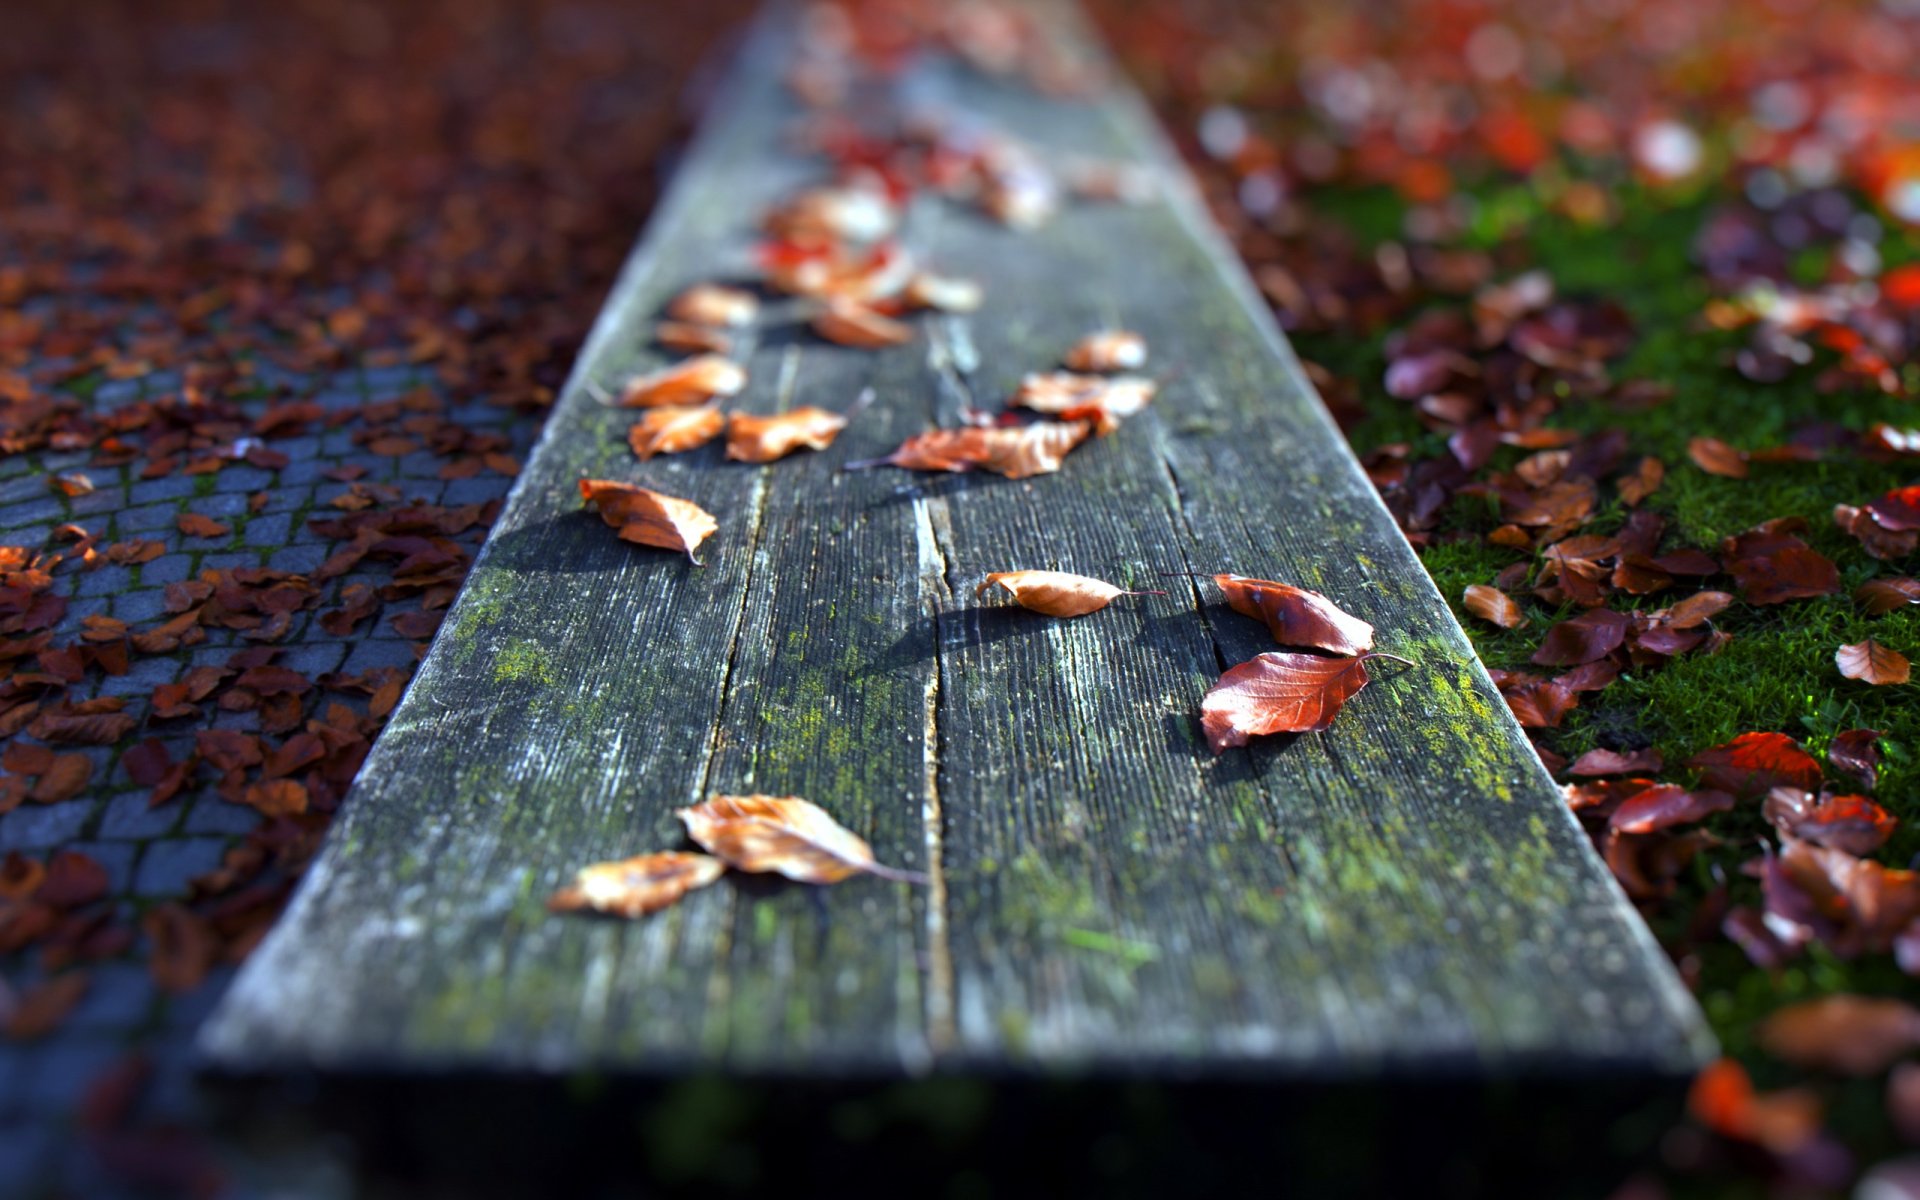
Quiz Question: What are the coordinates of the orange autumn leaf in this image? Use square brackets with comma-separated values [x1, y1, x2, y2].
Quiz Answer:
[902, 272, 982, 313]
[1664, 590, 1734, 629]
[29, 754, 92, 804]
[665, 283, 758, 329]
[1617, 455, 1664, 506]
[678, 795, 925, 885]
[725, 408, 848, 463]
[1202, 651, 1403, 751]
[141, 904, 217, 993]
[1010, 372, 1156, 418]
[855, 420, 1094, 480]
[655, 321, 734, 355]
[1214, 575, 1374, 656]
[976, 570, 1162, 617]
[1857, 577, 1920, 615]
[1687, 1058, 1823, 1154]
[547, 851, 726, 919]
[1757, 995, 1920, 1076]
[48, 473, 94, 498]
[1688, 436, 1749, 478]
[813, 299, 912, 348]
[1063, 330, 1147, 372]
[578, 478, 718, 565]
[628, 406, 724, 460]
[611, 355, 746, 408]
[1462, 583, 1527, 629]
[1837, 638, 1910, 685]
[176, 513, 231, 539]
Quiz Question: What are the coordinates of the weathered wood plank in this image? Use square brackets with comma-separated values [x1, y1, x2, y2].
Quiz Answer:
[200, 2, 1713, 1078]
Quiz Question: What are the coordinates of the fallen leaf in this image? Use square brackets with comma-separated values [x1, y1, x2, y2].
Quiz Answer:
[1609, 784, 1733, 833]
[1868, 485, 1920, 532]
[678, 795, 923, 884]
[1858, 578, 1920, 615]
[1688, 1058, 1823, 1153]
[1758, 995, 1920, 1076]
[1722, 520, 1839, 605]
[628, 406, 724, 460]
[1462, 583, 1526, 629]
[1665, 590, 1734, 630]
[1063, 330, 1147, 372]
[1010, 372, 1156, 417]
[1829, 728, 1883, 792]
[579, 479, 718, 565]
[141, 905, 216, 993]
[49, 473, 94, 497]
[176, 513, 230, 539]
[4, 971, 90, 1040]
[666, 284, 758, 329]
[1688, 731, 1822, 797]
[1202, 651, 1397, 751]
[1568, 747, 1663, 776]
[1772, 791, 1899, 855]
[1490, 670, 1579, 728]
[29, 754, 92, 804]
[1617, 456, 1664, 505]
[976, 571, 1161, 617]
[547, 851, 725, 919]
[902, 273, 982, 313]
[725, 408, 848, 463]
[813, 299, 911, 348]
[613, 355, 746, 408]
[1837, 638, 1910, 685]
[855, 421, 1093, 479]
[655, 321, 734, 355]
[1688, 436, 1749, 478]
[1531, 608, 1630, 666]
[1214, 575, 1374, 654]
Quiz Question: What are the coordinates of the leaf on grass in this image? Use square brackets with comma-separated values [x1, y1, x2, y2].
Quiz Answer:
[1772, 792, 1899, 855]
[1829, 728, 1883, 792]
[1617, 456, 1664, 506]
[1490, 670, 1578, 729]
[1721, 519, 1839, 605]
[1857, 577, 1920, 615]
[1063, 330, 1147, 372]
[613, 355, 746, 408]
[1568, 747, 1663, 776]
[1530, 608, 1630, 666]
[1866, 485, 1920, 532]
[578, 479, 718, 565]
[1201, 652, 1378, 751]
[976, 571, 1160, 617]
[628, 406, 724, 460]
[1837, 638, 1910, 686]
[1687, 436, 1749, 478]
[813, 299, 911, 348]
[1687, 731, 1822, 797]
[1664, 590, 1734, 629]
[1462, 583, 1526, 629]
[1687, 1058, 1823, 1154]
[725, 408, 848, 463]
[666, 284, 758, 329]
[856, 421, 1093, 479]
[1758, 995, 1920, 1076]
[176, 513, 230, 539]
[1609, 784, 1733, 834]
[1215, 576, 1374, 655]
[547, 851, 725, 919]
[677, 795, 923, 885]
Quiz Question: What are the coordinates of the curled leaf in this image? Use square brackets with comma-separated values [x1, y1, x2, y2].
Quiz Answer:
[578, 478, 718, 565]
[1664, 590, 1734, 630]
[628, 406, 724, 460]
[1010, 372, 1156, 418]
[548, 851, 725, 919]
[666, 284, 758, 329]
[1462, 583, 1526, 629]
[1857, 577, 1920, 615]
[1214, 575, 1373, 655]
[1201, 651, 1400, 751]
[613, 355, 747, 408]
[1829, 728, 1883, 792]
[1837, 638, 1910, 685]
[813, 299, 911, 348]
[853, 420, 1093, 479]
[726, 408, 848, 463]
[976, 571, 1161, 617]
[677, 795, 923, 885]
[903, 273, 982, 313]
[1063, 330, 1147, 372]
[655, 321, 734, 355]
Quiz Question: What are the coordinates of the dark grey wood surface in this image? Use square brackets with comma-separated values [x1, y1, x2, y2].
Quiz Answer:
[199, 3, 1713, 1079]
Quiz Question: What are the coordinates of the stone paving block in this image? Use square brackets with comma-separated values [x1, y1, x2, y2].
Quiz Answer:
[0, 1118, 56, 1179]
[76, 565, 136, 598]
[67, 488, 129, 519]
[0, 802, 93, 851]
[23, 1038, 127, 1108]
[99, 793, 181, 841]
[197, 553, 258, 573]
[109, 590, 172, 626]
[138, 556, 193, 586]
[181, 492, 251, 519]
[343, 638, 418, 674]
[277, 641, 346, 676]
[128, 475, 199, 505]
[115, 503, 183, 535]
[213, 467, 277, 494]
[182, 798, 259, 836]
[65, 963, 156, 1032]
[0, 497, 67, 530]
[265, 545, 329, 574]
[0, 476, 45, 505]
[242, 514, 293, 548]
[132, 839, 229, 897]
[442, 477, 512, 506]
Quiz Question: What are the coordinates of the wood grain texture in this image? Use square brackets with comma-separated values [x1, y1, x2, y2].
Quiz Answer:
[200, 2, 1714, 1079]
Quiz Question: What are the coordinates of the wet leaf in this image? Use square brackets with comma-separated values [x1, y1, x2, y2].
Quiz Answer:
[677, 795, 923, 884]
[1063, 330, 1147, 372]
[855, 420, 1093, 479]
[612, 355, 746, 408]
[1758, 995, 1920, 1076]
[976, 570, 1161, 617]
[1688, 731, 1822, 797]
[1201, 651, 1389, 751]
[1462, 583, 1526, 629]
[1214, 575, 1374, 655]
[578, 479, 718, 564]
[627, 406, 724, 460]
[1837, 638, 1910, 686]
[547, 851, 725, 919]
[725, 408, 848, 463]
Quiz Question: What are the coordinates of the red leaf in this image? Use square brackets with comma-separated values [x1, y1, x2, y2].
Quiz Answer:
[1609, 784, 1733, 834]
[1200, 652, 1375, 751]
[1781, 793, 1898, 855]
[1214, 576, 1373, 655]
[1687, 732, 1822, 797]
[1866, 485, 1920, 531]
[1721, 520, 1839, 606]
[1567, 747, 1663, 776]
[1837, 638, 1910, 685]
[1828, 728, 1883, 792]
[1857, 577, 1920, 615]
[1530, 608, 1630, 666]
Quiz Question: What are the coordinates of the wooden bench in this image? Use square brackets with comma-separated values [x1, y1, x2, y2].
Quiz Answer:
[198, 2, 1711, 1085]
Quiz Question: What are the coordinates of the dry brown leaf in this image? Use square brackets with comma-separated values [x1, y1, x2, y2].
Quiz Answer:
[4, 971, 89, 1040]
[547, 851, 725, 919]
[176, 513, 230, 539]
[613, 355, 746, 408]
[142, 904, 217, 993]
[1010, 372, 1156, 417]
[725, 408, 848, 463]
[1665, 590, 1735, 629]
[1063, 330, 1147, 372]
[666, 284, 758, 329]
[976, 571, 1161, 617]
[1837, 638, 1910, 685]
[902, 273, 983, 313]
[628, 406, 724, 460]
[29, 754, 92, 804]
[813, 300, 911, 348]
[578, 479, 718, 565]
[1688, 436, 1749, 478]
[678, 794, 923, 885]
[1201, 651, 1401, 751]
[1215, 575, 1374, 655]
[857, 421, 1093, 479]
[1617, 456, 1665, 506]
[1462, 584, 1527, 629]
[1758, 995, 1920, 1075]
[655, 321, 734, 355]
[1858, 577, 1920, 615]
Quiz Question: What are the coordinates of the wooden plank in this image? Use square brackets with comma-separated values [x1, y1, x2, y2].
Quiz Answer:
[200, 1, 1713, 1078]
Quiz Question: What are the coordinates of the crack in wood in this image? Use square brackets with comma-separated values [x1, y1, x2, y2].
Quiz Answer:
[913, 494, 958, 1055]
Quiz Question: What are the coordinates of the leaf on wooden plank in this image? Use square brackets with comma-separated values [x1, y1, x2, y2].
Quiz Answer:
[1010, 372, 1156, 418]
[665, 283, 758, 329]
[1687, 436, 1749, 478]
[176, 513, 230, 539]
[1687, 731, 1822, 797]
[610, 355, 746, 408]
[1758, 995, 1920, 1076]
[725, 407, 848, 463]
[813, 299, 911, 348]
[1201, 651, 1404, 751]
[628, 406, 724, 460]
[1857, 577, 1920, 615]
[1828, 728, 1883, 792]
[677, 795, 924, 885]
[1837, 638, 1910, 685]
[655, 321, 734, 355]
[1063, 330, 1147, 372]
[851, 420, 1094, 479]
[902, 272, 982, 313]
[547, 851, 725, 919]
[578, 479, 718, 565]
[976, 571, 1162, 617]
[1213, 575, 1374, 655]
[1462, 583, 1526, 629]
